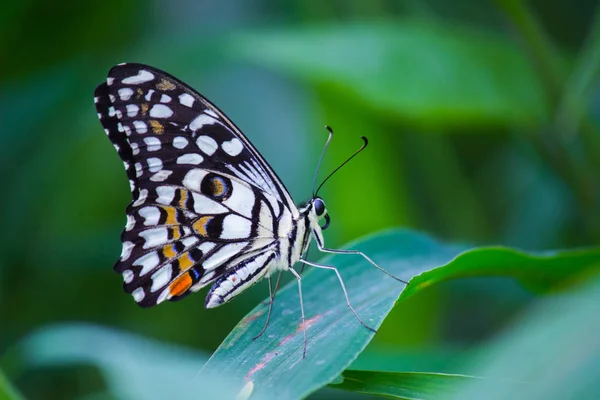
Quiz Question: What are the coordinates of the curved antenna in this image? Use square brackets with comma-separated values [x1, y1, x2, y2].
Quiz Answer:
[312, 125, 334, 197]
[315, 135, 368, 196]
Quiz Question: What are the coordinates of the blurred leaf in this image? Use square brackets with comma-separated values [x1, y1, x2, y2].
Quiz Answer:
[231, 19, 548, 127]
[331, 370, 483, 399]
[0, 369, 24, 400]
[5, 323, 243, 400]
[400, 246, 600, 301]
[450, 276, 600, 399]
[199, 230, 600, 399]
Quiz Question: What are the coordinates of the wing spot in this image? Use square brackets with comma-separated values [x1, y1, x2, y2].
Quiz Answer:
[196, 135, 218, 155]
[149, 120, 164, 134]
[169, 273, 192, 297]
[176, 153, 204, 165]
[133, 121, 147, 134]
[122, 70, 155, 84]
[173, 136, 188, 149]
[149, 104, 173, 119]
[179, 93, 195, 107]
[222, 138, 243, 156]
[193, 216, 214, 237]
[157, 78, 176, 91]
[144, 136, 161, 151]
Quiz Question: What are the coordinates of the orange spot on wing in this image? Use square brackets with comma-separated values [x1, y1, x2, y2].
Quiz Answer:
[171, 226, 181, 239]
[178, 252, 194, 270]
[169, 273, 192, 297]
[162, 206, 178, 225]
[162, 244, 176, 259]
[193, 216, 213, 237]
[178, 189, 188, 209]
[149, 120, 164, 134]
[157, 78, 176, 90]
[141, 103, 149, 115]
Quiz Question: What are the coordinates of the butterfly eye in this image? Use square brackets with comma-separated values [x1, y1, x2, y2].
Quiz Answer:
[314, 198, 326, 217]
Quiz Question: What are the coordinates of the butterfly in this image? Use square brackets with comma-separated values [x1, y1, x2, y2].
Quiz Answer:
[94, 63, 406, 356]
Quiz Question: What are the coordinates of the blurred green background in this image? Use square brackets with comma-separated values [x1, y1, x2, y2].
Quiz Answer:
[2, 0, 600, 399]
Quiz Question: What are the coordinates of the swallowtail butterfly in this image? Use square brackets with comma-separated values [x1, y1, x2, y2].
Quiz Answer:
[94, 63, 406, 356]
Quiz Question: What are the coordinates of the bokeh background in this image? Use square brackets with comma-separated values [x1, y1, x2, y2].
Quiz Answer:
[2, 0, 600, 399]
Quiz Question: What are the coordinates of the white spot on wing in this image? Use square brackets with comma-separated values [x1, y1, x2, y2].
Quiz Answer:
[131, 142, 140, 155]
[196, 135, 218, 155]
[156, 186, 176, 205]
[107, 77, 114, 85]
[179, 93, 195, 107]
[189, 114, 217, 131]
[147, 157, 163, 173]
[150, 170, 173, 182]
[177, 153, 203, 165]
[133, 189, 149, 206]
[122, 269, 134, 283]
[221, 214, 252, 239]
[133, 121, 147, 134]
[139, 206, 161, 226]
[125, 214, 135, 231]
[144, 136, 161, 151]
[160, 94, 172, 103]
[118, 87, 134, 101]
[191, 192, 229, 214]
[151, 264, 173, 292]
[145, 89, 155, 101]
[173, 136, 188, 149]
[122, 70, 155, 84]
[203, 242, 247, 271]
[133, 251, 160, 275]
[132, 287, 145, 302]
[223, 180, 254, 218]
[120, 241, 134, 261]
[183, 169, 208, 191]
[135, 162, 143, 177]
[149, 104, 173, 119]
[139, 228, 169, 249]
[222, 138, 243, 156]
[126, 104, 139, 117]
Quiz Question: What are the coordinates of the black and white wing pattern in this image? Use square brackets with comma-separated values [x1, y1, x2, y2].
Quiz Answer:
[94, 63, 296, 308]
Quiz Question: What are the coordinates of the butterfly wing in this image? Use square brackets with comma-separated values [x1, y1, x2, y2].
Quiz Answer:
[94, 63, 294, 307]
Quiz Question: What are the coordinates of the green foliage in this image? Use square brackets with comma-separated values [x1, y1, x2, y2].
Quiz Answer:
[3, 1, 600, 399]
[332, 370, 482, 399]
[198, 230, 600, 399]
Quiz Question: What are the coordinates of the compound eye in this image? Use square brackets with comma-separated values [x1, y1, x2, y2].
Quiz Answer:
[314, 198, 326, 217]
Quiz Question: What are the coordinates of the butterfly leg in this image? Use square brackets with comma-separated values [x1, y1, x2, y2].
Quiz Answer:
[288, 267, 308, 358]
[299, 259, 377, 333]
[253, 272, 283, 340]
[316, 243, 409, 285]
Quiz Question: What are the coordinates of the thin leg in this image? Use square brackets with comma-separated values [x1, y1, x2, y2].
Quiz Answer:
[300, 258, 377, 333]
[317, 243, 409, 285]
[289, 268, 307, 358]
[299, 241, 312, 275]
[253, 272, 282, 340]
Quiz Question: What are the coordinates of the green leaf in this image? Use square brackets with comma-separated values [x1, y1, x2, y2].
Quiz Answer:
[450, 277, 600, 399]
[0, 369, 24, 400]
[5, 323, 230, 400]
[199, 230, 600, 399]
[331, 370, 484, 399]
[230, 20, 548, 127]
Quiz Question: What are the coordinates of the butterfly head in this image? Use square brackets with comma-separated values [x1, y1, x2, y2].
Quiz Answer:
[311, 197, 330, 230]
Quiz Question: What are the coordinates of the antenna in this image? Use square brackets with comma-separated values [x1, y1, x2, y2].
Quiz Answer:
[315, 134, 368, 197]
[311, 126, 334, 197]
